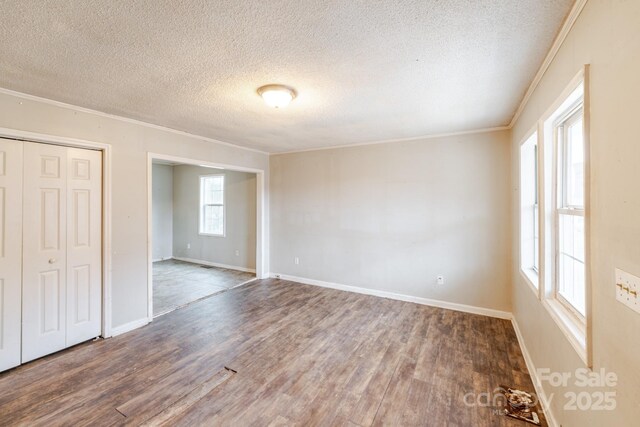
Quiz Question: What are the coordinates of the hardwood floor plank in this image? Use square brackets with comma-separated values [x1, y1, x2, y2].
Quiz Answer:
[371, 355, 417, 426]
[138, 368, 235, 426]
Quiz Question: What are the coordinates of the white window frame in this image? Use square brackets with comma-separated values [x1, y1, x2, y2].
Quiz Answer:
[199, 174, 225, 237]
[519, 129, 540, 293]
[538, 66, 591, 367]
[554, 105, 586, 322]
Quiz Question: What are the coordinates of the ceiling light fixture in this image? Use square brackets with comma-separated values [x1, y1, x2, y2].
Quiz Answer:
[257, 84, 296, 108]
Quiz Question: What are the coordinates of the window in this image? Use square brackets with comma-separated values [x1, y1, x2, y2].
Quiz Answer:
[199, 175, 225, 236]
[520, 132, 539, 288]
[537, 69, 590, 365]
[556, 106, 585, 318]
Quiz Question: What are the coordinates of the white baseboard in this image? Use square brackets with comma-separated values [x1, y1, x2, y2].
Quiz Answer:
[511, 318, 558, 427]
[152, 256, 173, 263]
[111, 318, 149, 337]
[271, 273, 512, 320]
[173, 257, 256, 274]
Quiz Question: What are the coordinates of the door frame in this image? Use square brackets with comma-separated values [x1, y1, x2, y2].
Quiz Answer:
[0, 127, 113, 337]
[147, 153, 267, 322]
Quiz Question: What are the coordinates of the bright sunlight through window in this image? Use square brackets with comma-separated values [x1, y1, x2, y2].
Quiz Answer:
[199, 175, 225, 236]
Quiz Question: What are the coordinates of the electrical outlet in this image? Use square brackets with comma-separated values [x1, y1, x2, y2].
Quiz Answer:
[275, 274, 281, 279]
[294, 257, 300, 265]
[187, 243, 191, 249]
[615, 268, 640, 314]
[235, 250, 240, 256]
[437, 275, 444, 285]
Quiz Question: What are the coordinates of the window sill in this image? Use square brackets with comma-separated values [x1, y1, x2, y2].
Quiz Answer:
[519, 268, 540, 298]
[542, 298, 589, 366]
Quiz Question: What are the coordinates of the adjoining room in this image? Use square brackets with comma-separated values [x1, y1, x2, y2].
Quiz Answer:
[151, 160, 257, 317]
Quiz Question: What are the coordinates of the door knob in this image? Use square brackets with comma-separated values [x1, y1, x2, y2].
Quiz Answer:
[48, 258, 56, 264]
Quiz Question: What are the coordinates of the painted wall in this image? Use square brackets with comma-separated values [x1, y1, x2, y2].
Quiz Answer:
[0, 89, 269, 330]
[173, 166, 257, 270]
[510, 0, 640, 425]
[270, 130, 512, 313]
[152, 164, 174, 261]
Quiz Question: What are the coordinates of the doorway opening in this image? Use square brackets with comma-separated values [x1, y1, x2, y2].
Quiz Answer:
[148, 154, 264, 319]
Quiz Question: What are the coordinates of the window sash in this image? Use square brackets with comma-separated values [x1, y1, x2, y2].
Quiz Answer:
[558, 107, 584, 210]
[554, 104, 586, 322]
[532, 142, 540, 273]
[520, 132, 539, 281]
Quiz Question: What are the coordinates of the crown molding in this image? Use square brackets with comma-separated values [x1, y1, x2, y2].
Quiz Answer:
[508, 0, 588, 128]
[0, 87, 269, 156]
[271, 125, 510, 156]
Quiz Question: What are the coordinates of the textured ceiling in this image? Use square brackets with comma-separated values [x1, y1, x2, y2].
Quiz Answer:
[0, 0, 573, 153]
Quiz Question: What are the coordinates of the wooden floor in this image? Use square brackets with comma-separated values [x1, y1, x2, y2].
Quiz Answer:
[153, 259, 256, 316]
[0, 279, 545, 426]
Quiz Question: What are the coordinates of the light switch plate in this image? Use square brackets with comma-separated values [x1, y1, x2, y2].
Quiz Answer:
[615, 268, 640, 314]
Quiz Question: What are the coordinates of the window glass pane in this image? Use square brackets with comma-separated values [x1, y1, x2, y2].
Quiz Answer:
[211, 176, 223, 191]
[533, 203, 539, 271]
[558, 214, 585, 316]
[565, 117, 584, 207]
[211, 189, 223, 205]
[202, 205, 224, 235]
[203, 176, 224, 205]
[203, 178, 213, 204]
[519, 132, 538, 283]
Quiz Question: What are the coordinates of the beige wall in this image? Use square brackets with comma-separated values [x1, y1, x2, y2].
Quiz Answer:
[511, 0, 640, 425]
[0, 90, 269, 330]
[271, 130, 512, 313]
[152, 163, 174, 261]
[173, 166, 257, 270]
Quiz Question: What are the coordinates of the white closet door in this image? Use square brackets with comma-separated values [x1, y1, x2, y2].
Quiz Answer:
[22, 142, 68, 363]
[0, 138, 23, 371]
[66, 147, 102, 346]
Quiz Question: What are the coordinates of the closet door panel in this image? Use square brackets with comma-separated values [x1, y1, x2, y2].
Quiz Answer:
[22, 142, 67, 363]
[66, 148, 102, 346]
[0, 138, 23, 372]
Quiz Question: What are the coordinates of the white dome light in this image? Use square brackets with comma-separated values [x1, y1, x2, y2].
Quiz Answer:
[257, 84, 296, 108]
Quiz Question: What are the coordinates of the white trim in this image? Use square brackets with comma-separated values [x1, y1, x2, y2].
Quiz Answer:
[152, 257, 174, 263]
[147, 152, 267, 321]
[582, 64, 593, 368]
[0, 87, 268, 156]
[111, 318, 149, 337]
[147, 155, 154, 322]
[272, 126, 509, 156]
[509, 0, 588, 127]
[150, 153, 266, 175]
[272, 273, 512, 320]
[511, 318, 558, 427]
[0, 126, 114, 338]
[173, 257, 256, 274]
